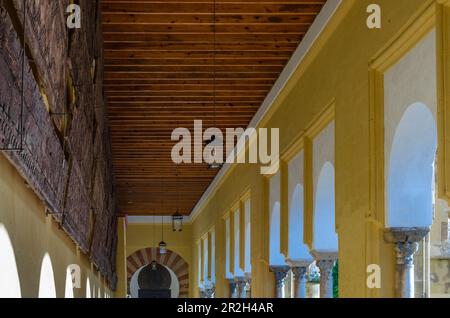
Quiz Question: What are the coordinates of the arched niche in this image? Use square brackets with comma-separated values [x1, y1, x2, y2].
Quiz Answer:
[287, 151, 311, 261]
[270, 202, 284, 265]
[313, 162, 338, 251]
[38, 254, 56, 298]
[0, 224, 21, 298]
[269, 172, 285, 265]
[387, 102, 437, 228]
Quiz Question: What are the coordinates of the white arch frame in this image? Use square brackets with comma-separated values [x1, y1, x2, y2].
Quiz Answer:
[287, 151, 311, 261]
[129, 264, 180, 298]
[386, 103, 437, 228]
[313, 162, 338, 251]
[269, 171, 285, 265]
[38, 253, 56, 298]
[0, 224, 21, 298]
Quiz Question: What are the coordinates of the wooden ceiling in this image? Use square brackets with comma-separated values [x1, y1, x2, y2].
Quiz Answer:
[101, 0, 326, 216]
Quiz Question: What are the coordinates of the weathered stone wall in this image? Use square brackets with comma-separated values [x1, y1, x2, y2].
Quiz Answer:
[0, 0, 117, 289]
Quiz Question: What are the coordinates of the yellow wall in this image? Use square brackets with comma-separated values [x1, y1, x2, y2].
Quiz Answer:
[115, 217, 128, 298]
[3, 0, 444, 300]
[0, 154, 113, 298]
[125, 222, 193, 297]
[187, 0, 445, 298]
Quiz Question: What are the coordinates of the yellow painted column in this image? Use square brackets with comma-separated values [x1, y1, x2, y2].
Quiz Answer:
[115, 217, 128, 298]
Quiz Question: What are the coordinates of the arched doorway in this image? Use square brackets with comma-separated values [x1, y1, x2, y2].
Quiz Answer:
[127, 248, 189, 298]
[38, 254, 56, 298]
[0, 224, 21, 298]
[129, 263, 180, 298]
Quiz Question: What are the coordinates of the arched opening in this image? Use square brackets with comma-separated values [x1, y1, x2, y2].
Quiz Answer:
[387, 102, 437, 228]
[0, 224, 21, 298]
[127, 248, 189, 297]
[270, 201, 283, 264]
[130, 263, 180, 298]
[86, 278, 91, 298]
[64, 267, 74, 298]
[289, 183, 309, 259]
[313, 162, 337, 251]
[38, 254, 56, 298]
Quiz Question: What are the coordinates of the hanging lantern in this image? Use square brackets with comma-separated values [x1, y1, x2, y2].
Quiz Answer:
[205, 135, 223, 169]
[172, 212, 183, 232]
[159, 240, 167, 255]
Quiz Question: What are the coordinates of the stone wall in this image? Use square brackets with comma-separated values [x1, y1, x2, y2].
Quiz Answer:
[0, 0, 117, 289]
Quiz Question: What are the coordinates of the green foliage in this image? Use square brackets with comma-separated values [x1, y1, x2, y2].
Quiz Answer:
[333, 261, 339, 298]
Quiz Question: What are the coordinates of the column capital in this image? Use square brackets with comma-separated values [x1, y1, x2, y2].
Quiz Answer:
[315, 259, 335, 279]
[234, 276, 247, 288]
[269, 265, 290, 288]
[227, 278, 238, 298]
[205, 285, 216, 298]
[226, 278, 237, 286]
[311, 251, 337, 298]
[291, 266, 308, 280]
[383, 227, 429, 266]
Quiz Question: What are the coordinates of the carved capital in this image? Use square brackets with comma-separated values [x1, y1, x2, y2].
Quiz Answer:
[395, 241, 419, 266]
[291, 266, 308, 281]
[269, 265, 290, 288]
[316, 259, 335, 280]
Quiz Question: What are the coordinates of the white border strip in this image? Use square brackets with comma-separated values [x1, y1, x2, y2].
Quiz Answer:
[189, 0, 342, 221]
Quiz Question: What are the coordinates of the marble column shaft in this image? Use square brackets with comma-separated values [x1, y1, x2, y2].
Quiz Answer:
[292, 267, 309, 298]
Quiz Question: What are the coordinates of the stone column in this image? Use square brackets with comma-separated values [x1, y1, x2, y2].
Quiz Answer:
[235, 277, 247, 298]
[286, 260, 311, 298]
[292, 266, 309, 298]
[244, 274, 252, 298]
[311, 251, 337, 298]
[227, 279, 238, 298]
[384, 227, 429, 298]
[207, 285, 216, 298]
[270, 266, 290, 298]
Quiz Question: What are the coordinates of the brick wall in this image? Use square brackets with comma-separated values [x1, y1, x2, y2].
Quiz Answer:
[0, 0, 117, 289]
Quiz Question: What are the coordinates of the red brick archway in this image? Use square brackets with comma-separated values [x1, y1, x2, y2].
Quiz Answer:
[127, 248, 189, 298]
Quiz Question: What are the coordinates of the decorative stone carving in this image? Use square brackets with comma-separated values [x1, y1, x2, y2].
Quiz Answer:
[227, 279, 238, 298]
[384, 227, 430, 298]
[204, 285, 215, 298]
[234, 277, 247, 298]
[291, 266, 309, 298]
[286, 259, 311, 298]
[269, 265, 290, 298]
[244, 273, 252, 298]
[311, 251, 337, 298]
